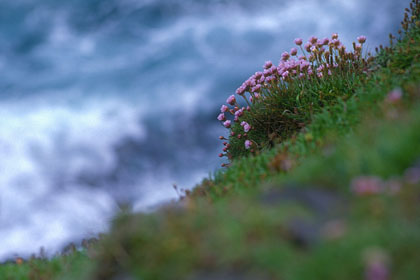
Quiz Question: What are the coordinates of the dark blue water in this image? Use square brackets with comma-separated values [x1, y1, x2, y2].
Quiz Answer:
[0, 0, 410, 259]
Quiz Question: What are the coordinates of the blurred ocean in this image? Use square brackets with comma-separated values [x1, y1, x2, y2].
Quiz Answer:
[0, 0, 410, 259]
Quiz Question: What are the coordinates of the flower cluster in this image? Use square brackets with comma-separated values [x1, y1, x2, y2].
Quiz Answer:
[218, 33, 370, 166]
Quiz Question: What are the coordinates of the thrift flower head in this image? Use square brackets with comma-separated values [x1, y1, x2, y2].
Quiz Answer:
[252, 84, 262, 92]
[234, 108, 244, 117]
[386, 88, 403, 103]
[281, 52, 290, 61]
[236, 85, 246, 95]
[304, 43, 312, 52]
[226, 95, 236, 105]
[357, 35, 367, 44]
[294, 38, 303, 45]
[223, 120, 231, 128]
[264, 61, 273, 69]
[332, 33, 338, 39]
[351, 176, 383, 195]
[290, 48, 298, 56]
[309, 36, 318, 44]
[245, 140, 252, 149]
[217, 113, 225, 121]
[220, 105, 228, 113]
[243, 123, 251, 132]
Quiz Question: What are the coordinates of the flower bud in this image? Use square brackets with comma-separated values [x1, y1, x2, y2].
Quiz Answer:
[357, 35, 366, 44]
[226, 95, 236, 105]
[294, 38, 303, 45]
[223, 120, 231, 128]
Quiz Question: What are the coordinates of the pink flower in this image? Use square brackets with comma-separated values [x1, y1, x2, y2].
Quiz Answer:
[357, 35, 367, 44]
[309, 36, 318, 44]
[281, 51, 290, 61]
[226, 95, 236, 105]
[332, 33, 338, 40]
[240, 121, 246, 127]
[332, 39, 340, 47]
[304, 43, 312, 52]
[386, 88, 403, 103]
[299, 60, 310, 70]
[245, 140, 252, 149]
[244, 123, 251, 132]
[351, 176, 383, 195]
[236, 85, 246, 95]
[270, 66, 277, 74]
[294, 38, 303, 45]
[234, 108, 244, 117]
[220, 105, 228, 113]
[317, 64, 325, 72]
[217, 113, 226, 121]
[322, 37, 329, 45]
[254, 72, 263, 79]
[223, 120, 231, 128]
[264, 61, 273, 69]
[252, 84, 261, 93]
[282, 71, 289, 79]
[290, 48, 298, 56]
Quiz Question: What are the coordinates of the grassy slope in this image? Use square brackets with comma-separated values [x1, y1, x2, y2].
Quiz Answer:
[1, 4, 420, 280]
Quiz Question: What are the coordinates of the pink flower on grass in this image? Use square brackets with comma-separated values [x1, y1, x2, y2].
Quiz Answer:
[223, 120, 231, 128]
[243, 123, 251, 132]
[245, 140, 252, 149]
[290, 48, 298, 56]
[226, 95, 236, 105]
[282, 71, 289, 79]
[220, 105, 228, 113]
[357, 35, 367, 44]
[351, 176, 383, 196]
[294, 38, 303, 46]
[217, 113, 226, 121]
[385, 89, 403, 103]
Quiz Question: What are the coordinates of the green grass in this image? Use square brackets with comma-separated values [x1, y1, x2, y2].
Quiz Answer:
[2, 1, 420, 279]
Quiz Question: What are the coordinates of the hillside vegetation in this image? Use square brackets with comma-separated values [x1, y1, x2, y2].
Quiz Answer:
[1, 1, 420, 279]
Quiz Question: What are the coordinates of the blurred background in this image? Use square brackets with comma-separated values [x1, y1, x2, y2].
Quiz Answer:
[0, 0, 410, 259]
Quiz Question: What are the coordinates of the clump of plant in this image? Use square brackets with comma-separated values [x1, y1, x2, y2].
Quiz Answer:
[217, 33, 373, 164]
